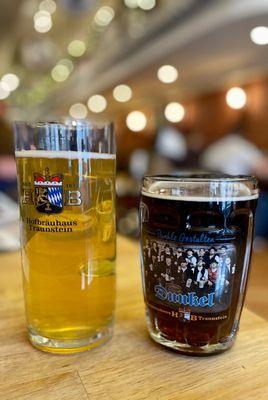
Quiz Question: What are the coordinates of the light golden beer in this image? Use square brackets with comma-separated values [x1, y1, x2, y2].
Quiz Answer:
[16, 150, 116, 353]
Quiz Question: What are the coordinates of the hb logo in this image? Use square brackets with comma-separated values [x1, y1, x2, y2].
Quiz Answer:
[21, 168, 82, 213]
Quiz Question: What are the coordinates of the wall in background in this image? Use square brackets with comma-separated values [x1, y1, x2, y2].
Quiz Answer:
[116, 75, 268, 168]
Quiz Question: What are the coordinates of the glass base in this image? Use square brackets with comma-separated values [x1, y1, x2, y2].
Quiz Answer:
[146, 314, 236, 356]
[148, 329, 235, 356]
[28, 324, 113, 354]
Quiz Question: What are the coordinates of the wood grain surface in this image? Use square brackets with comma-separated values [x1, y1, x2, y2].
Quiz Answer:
[0, 236, 268, 400]
[245, 249, 268, 320]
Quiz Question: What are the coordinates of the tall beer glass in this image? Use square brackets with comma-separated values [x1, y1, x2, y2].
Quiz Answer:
[140, 174, 258, 355]
[14, 121, 116, 354]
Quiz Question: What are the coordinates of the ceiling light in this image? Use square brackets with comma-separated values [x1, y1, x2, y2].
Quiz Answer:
[138, 0, 156, 11]
[69, 103, 88, 119]
[1, 73, 20, 91]
[67, 40, 86, 57]
[157, 65, 178, 83]
[113, 84, 132, 102]
[51, 64, 70, 82]
[226, 87, 247, 109]
[39, 0, 57, 14]
[87, 94, 107, 113]
[58, 59, 74, 72]
[34, 10, 51, 21]
[124, 0, 138, 8]
[34, 11, 52, 33]
[0, 81, 10, 100]
[94, 6, 115, 26]
[250, 26, 268, 45]
[126, 111, 147, 132]
[164, 102, 185, 123]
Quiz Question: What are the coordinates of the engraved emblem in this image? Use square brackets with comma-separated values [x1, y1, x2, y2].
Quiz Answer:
[34, 168, 63, 214]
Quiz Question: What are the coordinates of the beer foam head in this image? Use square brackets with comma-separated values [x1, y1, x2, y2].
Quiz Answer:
[15, 150, 116, 160]
[142, 175, 258, 202]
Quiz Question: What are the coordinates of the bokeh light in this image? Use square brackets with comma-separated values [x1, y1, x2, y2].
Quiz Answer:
[250, 26, 268, 45]
[34, 10, 53, 33]
[126, 111, 147, 132]
[67, 40, 86, 57]
[39, 0, 57, 14]
[87, 94, 107, 113]
[58, 59, 74, 72]
[69, 103, 88, 119]
[157, 65, 178, 83]
[113, 84, 132, 102]
[51, 64, 70, 82]
[138, 0, 156, 11]
[164, 102, 185, 123]
[1, 73, 20, 91]
[94, 6, 115, 27]
[226, 87, 247, 109]
[0, 81, 10, 100]
[124, 0, 138, 8]
[34, 10, 50, 22]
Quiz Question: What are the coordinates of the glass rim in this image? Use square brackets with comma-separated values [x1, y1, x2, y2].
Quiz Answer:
[142, 173, 259, 201]
[13, 119, 113, 129]
[143, 174, 258, 184]
[13, 119, 115, 155]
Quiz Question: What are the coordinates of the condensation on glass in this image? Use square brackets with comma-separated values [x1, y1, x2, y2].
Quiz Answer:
[14, 120, 116, 354]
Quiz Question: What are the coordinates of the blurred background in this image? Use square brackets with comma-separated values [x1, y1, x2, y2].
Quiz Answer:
[1, 0, 268, 245]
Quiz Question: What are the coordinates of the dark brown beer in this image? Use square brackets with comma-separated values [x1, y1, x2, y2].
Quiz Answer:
[140, 175, 258, 355]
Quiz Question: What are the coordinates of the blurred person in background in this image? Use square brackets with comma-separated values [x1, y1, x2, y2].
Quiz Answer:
[200, 120, 268, 244]
[117, 126, 188, 238]
[149, 126, 188, 175]
[200, 127, 268, 176]
[0, 119, 17, 200]
[0, 118, 19, 252]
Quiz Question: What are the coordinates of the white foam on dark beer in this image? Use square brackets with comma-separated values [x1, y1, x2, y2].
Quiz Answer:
[142, 181, 258, 202]
[15, 150, 116, 160]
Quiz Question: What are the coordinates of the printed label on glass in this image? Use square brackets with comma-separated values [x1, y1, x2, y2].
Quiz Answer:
[142, 236, 236, 315]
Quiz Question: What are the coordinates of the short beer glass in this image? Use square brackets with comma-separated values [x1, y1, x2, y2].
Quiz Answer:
[14, 121, 116, 353]
[140, 174, 258, 355]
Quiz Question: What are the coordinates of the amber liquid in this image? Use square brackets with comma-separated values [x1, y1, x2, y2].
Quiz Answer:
[16, 151, 116, 352]
[141, 194, 257, 353]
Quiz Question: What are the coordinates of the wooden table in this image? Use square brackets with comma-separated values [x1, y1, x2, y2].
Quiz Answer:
[1, 236, 268, 400]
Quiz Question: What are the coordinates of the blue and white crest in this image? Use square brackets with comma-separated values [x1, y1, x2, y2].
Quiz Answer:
[47, 186, 63, 208]
[34, 168, 63, 214]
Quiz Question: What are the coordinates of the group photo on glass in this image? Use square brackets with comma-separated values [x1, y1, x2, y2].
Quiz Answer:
[143, 239, 236, 306]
